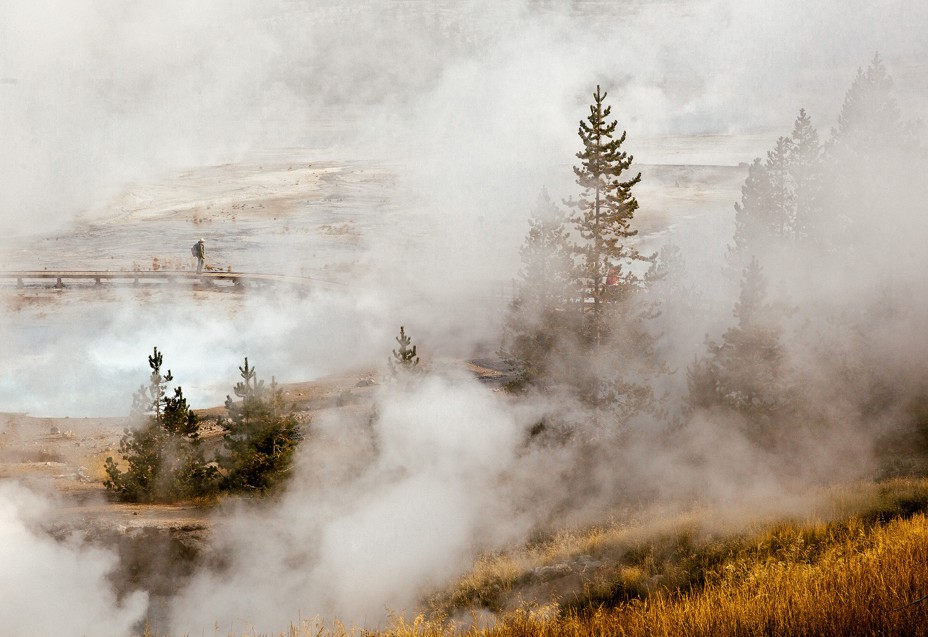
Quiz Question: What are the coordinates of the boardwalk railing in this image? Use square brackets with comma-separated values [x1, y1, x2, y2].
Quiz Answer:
[0, 270, 320, 290]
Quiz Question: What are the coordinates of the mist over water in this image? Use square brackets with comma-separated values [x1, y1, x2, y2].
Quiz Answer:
[1, 0, 927, 635]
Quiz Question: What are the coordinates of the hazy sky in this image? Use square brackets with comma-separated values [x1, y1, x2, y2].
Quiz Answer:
[1, 0, 925, 235]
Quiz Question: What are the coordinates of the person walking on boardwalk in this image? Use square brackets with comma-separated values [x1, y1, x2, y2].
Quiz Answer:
[191, 238, 205, 274]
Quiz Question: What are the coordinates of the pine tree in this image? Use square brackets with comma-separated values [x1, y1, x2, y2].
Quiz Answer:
[228, 357, 264, 414]
[729, 158, 774, 268]
[548, 85, 666, 430]
[567, 85, 645, 345]
[824, 53, 922, 254]
[645, 243, 685, 288]
[517, 188, 574, 313]
[135, 347, 173, 427]
[220, 358, 302, 494]
[730, 108, 824, 265]
[831, 53, 904, 155]
[789, 108, 824, 243]
[645, 243, 696, 367]
[500, 189, 575, 389]
[730, 134, 793, 261]
[687, 258, 787, 429]
[388, 326, 420, 379]
[765, 135, 794, 238]
[104, 347, 215, 502]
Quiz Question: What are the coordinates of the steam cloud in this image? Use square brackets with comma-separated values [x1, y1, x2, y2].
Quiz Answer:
[0, 483, 147, 635]
[167, 377, 527, 633]
[1, 0, 927, 635]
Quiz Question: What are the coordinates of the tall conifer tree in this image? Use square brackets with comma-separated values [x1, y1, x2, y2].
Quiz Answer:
[789, 108, 824, 242]
[518, 188, 573, 312]
[567, 85, 644, 345]
[730, 109, 824, 265]
[825, 54, 920, 255]
[831, 53, 903, 155]
[730, 157, 775, 269]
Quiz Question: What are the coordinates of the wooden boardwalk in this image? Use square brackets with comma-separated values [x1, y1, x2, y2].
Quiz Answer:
[0, 270, 321, 290]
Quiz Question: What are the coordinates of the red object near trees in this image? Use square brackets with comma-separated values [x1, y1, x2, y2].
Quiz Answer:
[606, 267, 619, 286]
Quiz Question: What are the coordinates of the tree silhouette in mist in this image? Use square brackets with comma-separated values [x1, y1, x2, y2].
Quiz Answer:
[501, 188, 575, 390]
[687, 257, 788, 433]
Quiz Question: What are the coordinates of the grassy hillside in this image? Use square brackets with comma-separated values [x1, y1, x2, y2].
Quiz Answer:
[189, 478, 928, 637]
[392, 479, 928, 636]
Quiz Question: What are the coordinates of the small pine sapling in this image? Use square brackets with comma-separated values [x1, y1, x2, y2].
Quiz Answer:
[104, 347, 216, 502]
[220, 358, 303, 494]
[388, 325, 421, 380]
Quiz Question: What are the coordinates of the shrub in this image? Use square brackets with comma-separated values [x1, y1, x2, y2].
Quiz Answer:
[219, 358, 303, 494]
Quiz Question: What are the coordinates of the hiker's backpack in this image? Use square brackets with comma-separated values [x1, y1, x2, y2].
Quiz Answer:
[191, 243, 198, 257]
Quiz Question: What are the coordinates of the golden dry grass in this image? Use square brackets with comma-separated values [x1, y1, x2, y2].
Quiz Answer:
[145, 479, 928, 636]
[387, 479, 928, 637]
[371, 512, 928, 637]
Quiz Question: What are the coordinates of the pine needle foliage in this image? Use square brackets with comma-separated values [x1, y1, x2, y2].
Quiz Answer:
[729, 108, 825, 268]
[554, 86, 662, 426]
[500, 189, 575, 390]
[516, 188, 574, 312]
[687, 258, 788, 429]
[567, 84, 645, 344]
[219, 358, 302, 494]
[104, 347, 216, 502]
[388, 326, 420, 379]
[824, 53, 925, 258]
[831, 53, 904, 155]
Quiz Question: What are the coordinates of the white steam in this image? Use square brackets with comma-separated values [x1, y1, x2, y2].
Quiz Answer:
[0, 0, 927, 634]
[167, 376, 526, 634]
[0, 484, 147, 636]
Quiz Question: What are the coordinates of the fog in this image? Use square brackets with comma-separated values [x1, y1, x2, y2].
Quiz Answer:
[0, 483, 147, 636]
[1, 0, 927, 635]
[3, 0, 926, 236]
[166, 376, 529, 632]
